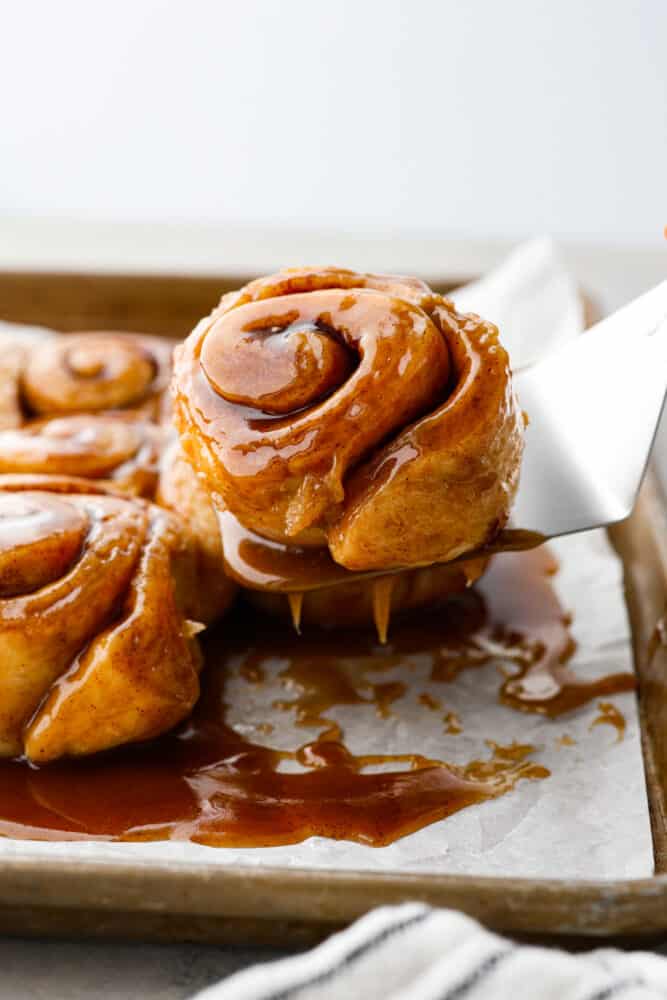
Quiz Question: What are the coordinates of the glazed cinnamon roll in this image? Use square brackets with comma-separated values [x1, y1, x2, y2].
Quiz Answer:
[4, 331, 173, 424]
[172, 267, 523, 633]
[0, 413, 164, 497]
[0, 476, 215, 763]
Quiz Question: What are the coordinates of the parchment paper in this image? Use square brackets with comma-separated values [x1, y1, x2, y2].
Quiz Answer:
[0, 240, 654, 878]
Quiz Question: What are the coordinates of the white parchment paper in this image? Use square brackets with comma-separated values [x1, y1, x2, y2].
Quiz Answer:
[0, 240, 654, 879]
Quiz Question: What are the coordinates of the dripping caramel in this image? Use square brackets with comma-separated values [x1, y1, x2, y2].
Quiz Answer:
[371, 577, 395, 644]
[217, 505, 545, 596]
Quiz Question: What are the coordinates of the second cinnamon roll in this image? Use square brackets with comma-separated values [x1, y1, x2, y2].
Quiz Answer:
[1, 330, 173, 426]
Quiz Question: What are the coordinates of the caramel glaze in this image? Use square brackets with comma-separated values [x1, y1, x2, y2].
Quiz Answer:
[476, 549, 636, 716]
[591, 702, 626, 742]
[217, 504, 544, 593]
[0, 546, 633, 847]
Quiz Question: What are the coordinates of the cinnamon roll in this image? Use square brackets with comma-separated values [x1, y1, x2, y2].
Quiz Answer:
[0, 476, 213, 763]
[3, 330, 173, 424]
[0, 413, 164, 497]
[172, 267, 523, 634]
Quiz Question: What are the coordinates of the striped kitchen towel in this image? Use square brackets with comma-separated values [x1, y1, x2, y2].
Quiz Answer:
[193, 903, 667, 999]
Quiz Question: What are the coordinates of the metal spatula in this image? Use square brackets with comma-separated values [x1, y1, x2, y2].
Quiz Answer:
[511, 281, 667, 540]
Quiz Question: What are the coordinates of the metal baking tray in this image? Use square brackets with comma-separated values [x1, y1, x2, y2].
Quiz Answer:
[0, 270, 665, 947]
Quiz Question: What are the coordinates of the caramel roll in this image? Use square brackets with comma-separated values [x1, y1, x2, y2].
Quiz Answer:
[0, 479, 205, 763]
[21, 331, 173, 422]
[173, 267, 523, 582]
[158, 442, 237, 624]
[0, 414, 164, 497]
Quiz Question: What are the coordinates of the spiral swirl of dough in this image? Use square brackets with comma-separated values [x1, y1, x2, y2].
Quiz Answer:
[173, 267, 523, 575]
[21, 331, 173, 420]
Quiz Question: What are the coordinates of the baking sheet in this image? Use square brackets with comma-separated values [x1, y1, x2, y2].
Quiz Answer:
[0, 240, 654, 880]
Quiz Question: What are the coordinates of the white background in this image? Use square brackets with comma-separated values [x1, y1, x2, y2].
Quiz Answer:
[1, 0, 666, 246]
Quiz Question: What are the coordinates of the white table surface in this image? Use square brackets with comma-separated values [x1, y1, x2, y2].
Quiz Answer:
[0, 223, 665, 999]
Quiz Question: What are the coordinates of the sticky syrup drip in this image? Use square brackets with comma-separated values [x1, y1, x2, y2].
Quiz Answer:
[372, 577, 395, 644]
[288, 592, 304, 634]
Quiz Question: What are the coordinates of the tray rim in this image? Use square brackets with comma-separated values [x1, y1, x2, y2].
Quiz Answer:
[0, 271, 665, 945]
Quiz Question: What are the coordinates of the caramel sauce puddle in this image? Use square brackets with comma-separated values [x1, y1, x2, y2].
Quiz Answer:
[461, 548, 636, 717]
[0, 547, 634, 847]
